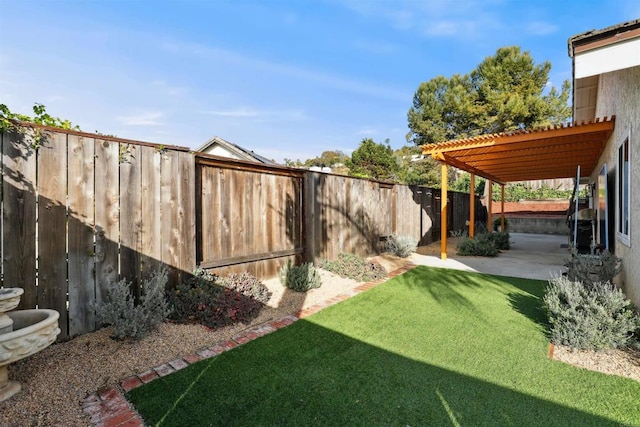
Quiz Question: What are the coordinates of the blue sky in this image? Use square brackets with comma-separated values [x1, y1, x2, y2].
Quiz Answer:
[1, 1, 638, 162]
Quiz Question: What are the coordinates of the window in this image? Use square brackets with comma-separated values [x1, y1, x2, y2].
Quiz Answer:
[616, 131, 631, 246]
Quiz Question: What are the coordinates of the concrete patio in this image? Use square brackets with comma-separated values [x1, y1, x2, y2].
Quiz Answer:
[410, 232, 569, 281]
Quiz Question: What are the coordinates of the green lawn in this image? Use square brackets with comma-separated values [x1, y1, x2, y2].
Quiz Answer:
[128, 267, 640, 426]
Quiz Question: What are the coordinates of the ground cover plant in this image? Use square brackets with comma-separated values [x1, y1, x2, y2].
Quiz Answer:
[168, 269, 271, 329]
[128, 267, 640, 426]
[318, 252, 387, 281]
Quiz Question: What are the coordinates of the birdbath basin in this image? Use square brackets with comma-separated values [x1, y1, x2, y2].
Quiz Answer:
[0, 288, 60, 402]
[0, 288, 23, 335]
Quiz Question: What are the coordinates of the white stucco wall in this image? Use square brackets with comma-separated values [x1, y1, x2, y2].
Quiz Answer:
[591, 66, 640, 306]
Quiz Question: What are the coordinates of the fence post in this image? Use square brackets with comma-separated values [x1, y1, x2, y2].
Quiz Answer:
[304, 171, 317, 265]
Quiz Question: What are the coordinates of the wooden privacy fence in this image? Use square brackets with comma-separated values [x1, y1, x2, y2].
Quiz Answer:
[1, 126, 483, 339]
[196, 156, 305, 279]
[1, 126, 195, 339]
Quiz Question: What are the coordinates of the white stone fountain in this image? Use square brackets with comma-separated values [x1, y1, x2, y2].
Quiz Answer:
[0, 288, 60, 402]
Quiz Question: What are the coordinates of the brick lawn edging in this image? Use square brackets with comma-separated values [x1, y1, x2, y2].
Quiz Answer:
[83, 263, 417, 426]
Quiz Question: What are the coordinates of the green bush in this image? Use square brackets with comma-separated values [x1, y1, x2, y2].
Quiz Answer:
[487, 231, 510, 250]
[565, 250, 622, 287]
[319, 253, 387, 282]
[169, 269, 271, 329]
[385, 234, 418, 258]
[543, 276, 640, 350]
[280, 261, 322, 292]
[456, 234, 499, 257]
[95, 268, 171, 340]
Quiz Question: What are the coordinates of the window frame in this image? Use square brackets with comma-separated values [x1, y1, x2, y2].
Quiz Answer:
[615, 128, 631, 247]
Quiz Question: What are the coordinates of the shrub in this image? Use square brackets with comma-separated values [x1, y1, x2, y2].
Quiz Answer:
[169, 269, 271, 329]
[96, 268, 171, 340]
[220, 272, 272, 304]
[280, 261, 322, 292]
[565, 250, 622, 287]
[543, 276, 640, 350]
[487, 231, 510, 250]
[385, 234, 417, 258]
[474, 222, 489, 235]
[319, 252, 387, 282]
[456, 234, 499, 257]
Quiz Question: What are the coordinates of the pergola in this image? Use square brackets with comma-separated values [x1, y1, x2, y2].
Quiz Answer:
[421, 117, 615, 259]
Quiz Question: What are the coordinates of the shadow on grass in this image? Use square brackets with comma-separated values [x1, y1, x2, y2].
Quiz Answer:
[399, 267, 484, 314]
[507, 292, 550, 331]
[128, 319, 631, 426]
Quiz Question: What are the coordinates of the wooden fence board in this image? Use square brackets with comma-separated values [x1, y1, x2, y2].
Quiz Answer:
[245, 172, 255, 259]
[352, 179, 365, 254]
[233, 170, 246, 256]
[119, 144, 142, 297]
[141, 146, 162, 278]
[94, 139, 119, 311]
[37, 131, 69, 338]
[160, 150, 180, 287]
[2, 130, 37, 308]
[219, 168, 231, 260]
[303, 172, 317, 264]
[67, 135, 96, 337]
[254, 172, 266, 277]
[178, 151, 195, 281]
[197, 165, 212, 263]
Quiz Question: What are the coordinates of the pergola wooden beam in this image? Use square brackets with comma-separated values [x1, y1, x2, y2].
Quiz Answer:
[424, 118, 614, 155]
[432, 152, 505, 185]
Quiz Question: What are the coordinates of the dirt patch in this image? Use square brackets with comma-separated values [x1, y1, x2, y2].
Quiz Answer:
[416, 236, 463, 257]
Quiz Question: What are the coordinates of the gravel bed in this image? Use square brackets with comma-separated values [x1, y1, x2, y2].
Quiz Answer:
[553, 345, 640, 382]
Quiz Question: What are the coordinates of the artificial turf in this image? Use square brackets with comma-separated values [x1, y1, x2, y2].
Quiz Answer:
[128, 266, 640, 426]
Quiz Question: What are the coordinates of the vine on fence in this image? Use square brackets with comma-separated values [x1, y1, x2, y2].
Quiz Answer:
[0, 103, 80, 149]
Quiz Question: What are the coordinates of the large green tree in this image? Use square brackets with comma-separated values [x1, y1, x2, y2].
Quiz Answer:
[407, 46, 571, 145]
[346, 138, 399, 181]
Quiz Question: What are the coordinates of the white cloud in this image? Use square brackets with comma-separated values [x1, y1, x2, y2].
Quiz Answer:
[352, 39, 399, 55]
[526, 21, 558, 36]
[206, 108, 259, 118]
[356, 128, 378, 136]
[202, 107, 307, 122]
[117, 111, 164, 126]
[341, 0, 503, 37]
[423, 20, 459, 36]
[151, 80, 188, 96]
[161, 41, 409, 102]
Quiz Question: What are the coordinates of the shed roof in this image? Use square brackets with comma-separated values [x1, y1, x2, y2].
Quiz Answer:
[421, 117, 615, 184]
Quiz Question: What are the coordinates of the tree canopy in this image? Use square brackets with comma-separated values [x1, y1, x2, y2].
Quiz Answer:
[407, 46, 571, 145]
[346, 138, 399, 181]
